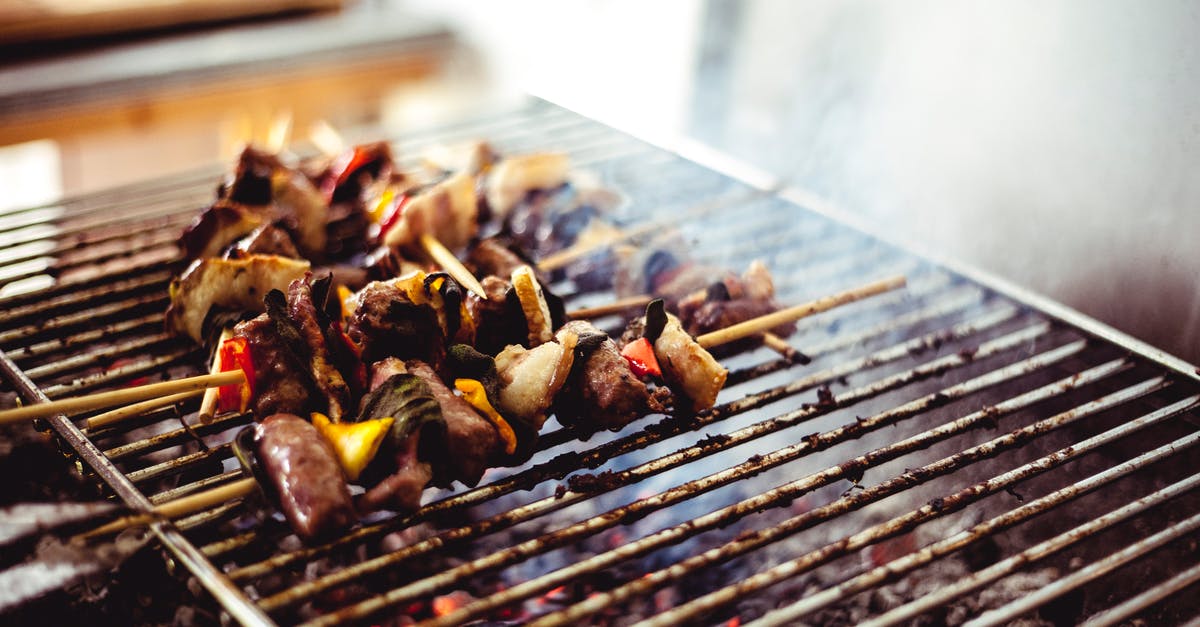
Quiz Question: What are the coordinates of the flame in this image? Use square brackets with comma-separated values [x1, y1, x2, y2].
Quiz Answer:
[726, 618, 741, 627]
[538, 585, 567, 605]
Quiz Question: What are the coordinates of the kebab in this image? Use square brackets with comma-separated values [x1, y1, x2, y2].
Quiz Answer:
[2, 133, 907, 542]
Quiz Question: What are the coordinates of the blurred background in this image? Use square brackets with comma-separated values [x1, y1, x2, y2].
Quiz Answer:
[0, 0, 1196, 362]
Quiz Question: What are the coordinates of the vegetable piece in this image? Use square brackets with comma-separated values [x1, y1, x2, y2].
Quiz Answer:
[376, 193, 411, 241]
[311, 412, 394, 481]
[217, 336, 255, 413]
[454, 378, 517, 455]
[619, 337, 662, 378]
[358, 373, 445, 448]
[643, 298, 668, 343]
[511, 265, 553, 346]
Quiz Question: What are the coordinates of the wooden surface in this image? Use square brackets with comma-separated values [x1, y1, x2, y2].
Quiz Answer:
[0, 0, 344, 44]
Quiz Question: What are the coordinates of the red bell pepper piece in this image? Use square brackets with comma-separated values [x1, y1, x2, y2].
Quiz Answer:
[217, 336, 256, 413]
[321, 145, 377, 202]
[376, 193, 411, 241]
[620, 337, 662, 378]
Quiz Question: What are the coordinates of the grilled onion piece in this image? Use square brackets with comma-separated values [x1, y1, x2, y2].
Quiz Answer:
[166, 254, 310, 342]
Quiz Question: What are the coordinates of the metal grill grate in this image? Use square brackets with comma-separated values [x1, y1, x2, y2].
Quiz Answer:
[2, 99, 1199, 626]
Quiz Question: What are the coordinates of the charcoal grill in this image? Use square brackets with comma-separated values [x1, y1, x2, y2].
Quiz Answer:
[2, 99, 1199, 626]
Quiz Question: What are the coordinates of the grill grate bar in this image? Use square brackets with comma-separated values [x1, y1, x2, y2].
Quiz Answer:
[0, 271, 171, 330]
[966, 481, 1200, 627]
[9, 314, 161, 364]
[41, 347, 196, 398]
[22, 333, 176, 381]
[640, 377, 1180, 627]
[424, 348, 1121, 627]
[99, 410, 247, 459]
[263, 322, 1059, 616]
[1081, 556, 1200, 627]
[219, 304, 1024, 581]
[0, 349, 273, 626]
[769, 394, 1200, 626]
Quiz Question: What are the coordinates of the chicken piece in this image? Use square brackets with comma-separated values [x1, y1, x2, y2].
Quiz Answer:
[165, 254, 310, 342]
[486, 152, 570, 220]
[382, 171, 478, 253]
[652, 313, 728, 413]
[552, 321, 670, 434]
[493, 331, 577, 431]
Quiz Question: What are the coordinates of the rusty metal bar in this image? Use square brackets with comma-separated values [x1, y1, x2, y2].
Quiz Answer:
[1082, 559, 1200, 627]
[966, 495, 1200, 626]
[23, 334, 176, 381]
[215, 308, 1027, 580]
[285, 328, 1073, 623]
[637, 377, 1176, 627]
[785, 395, 1200, 626]
[429, 353, 1127, 627]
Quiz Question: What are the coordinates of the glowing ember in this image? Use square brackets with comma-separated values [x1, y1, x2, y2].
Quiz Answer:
[431, 591, 473, 617]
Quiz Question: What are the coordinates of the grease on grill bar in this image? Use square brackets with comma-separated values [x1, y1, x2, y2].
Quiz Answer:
[1, 101, 1199, 626]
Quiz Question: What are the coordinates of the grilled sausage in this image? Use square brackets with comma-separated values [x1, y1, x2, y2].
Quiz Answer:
[255, 413, 356, 543]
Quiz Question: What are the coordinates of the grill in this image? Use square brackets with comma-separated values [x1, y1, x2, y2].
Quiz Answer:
[2, 99, 1199, 626]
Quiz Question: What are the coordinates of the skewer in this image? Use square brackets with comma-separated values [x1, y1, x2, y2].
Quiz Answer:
[0, 370, 245, 425]
[696, 274, 907, 349]
[197, 327, 234, 424]
[566, 295, 655, 319]
[419, 233, 489, 300]
[86, 389, 204, 430]
[81, 477, 257, 540]
[75, 273, 908, 539]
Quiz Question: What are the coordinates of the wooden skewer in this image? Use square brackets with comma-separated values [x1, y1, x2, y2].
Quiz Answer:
[419, 233, 488, 300]
[197, 327, 234, 424]
[0, 369, 245, 425]
[567, 294, 655, 319]
[760, 331, 799, 360]
[696, 274, 907, 349]
[82, 477, 258, 540]
[86, 389, 205, 430]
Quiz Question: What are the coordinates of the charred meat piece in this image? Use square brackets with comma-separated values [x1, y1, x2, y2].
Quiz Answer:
[179, 201, 266, 260]
[349, 282, 447, 370]
[406, 360, 500, 488]
[216, 146, 330, 260]
[466, 237, 535, 280]
[283, 278, 353, 421]
[254, 413, 356, 543]
[464, 275, 521, 356]
[675, 261, 793, 353]
[553, 321, 670, 434]
[166, 254, 310, 343]
[234, 315, 313, 418]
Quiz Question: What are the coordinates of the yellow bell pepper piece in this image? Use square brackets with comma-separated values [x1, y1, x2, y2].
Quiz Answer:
[311, 412, 394, 481]
[337, 284, 356, 326]
[454, 378, 517, 455]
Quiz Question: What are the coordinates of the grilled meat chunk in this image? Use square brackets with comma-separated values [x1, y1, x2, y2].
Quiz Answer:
[234, 315, 312, 417]
[553, 321, 670, 434]
[180, 201, 266, 260]
[486, 152, 569, 220]
[465, 276, 520, 356]
[255, 413, 356, 543]
[406, 360, 500, 487]
[285, 278, 353, 421]
[348, 281, 446, 369]
[466, 238, 532, 280]
[166, 254, 310, 342]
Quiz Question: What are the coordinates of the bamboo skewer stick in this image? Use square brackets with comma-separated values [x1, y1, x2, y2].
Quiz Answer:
[82, 477, 258, 540]
[197, 327, 234, 424]
[86, 389, 205, 430]
[567, 295, 655, 319]
[0, 370, 245, 425]
[419, 233, 489, 300]
[696, 274, 907, 349]
[76, 274, 909, 538]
